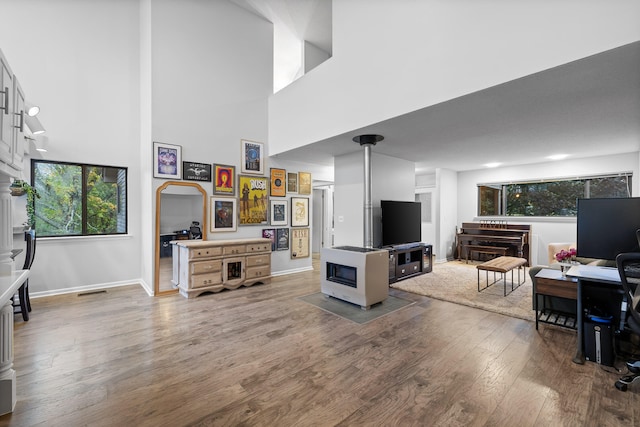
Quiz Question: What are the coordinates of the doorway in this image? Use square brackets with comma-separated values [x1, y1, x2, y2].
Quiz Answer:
[312, 185, 333, 254]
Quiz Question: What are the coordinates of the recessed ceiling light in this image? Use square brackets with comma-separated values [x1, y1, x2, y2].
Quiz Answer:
[484, 162, 501, 168]
[547, 154, 569, 161]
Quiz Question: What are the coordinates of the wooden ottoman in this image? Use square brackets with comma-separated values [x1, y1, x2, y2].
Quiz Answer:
[476, 256, 527, 296]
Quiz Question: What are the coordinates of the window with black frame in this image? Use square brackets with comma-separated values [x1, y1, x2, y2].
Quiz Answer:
[31, 160, 127, 236]
[478, 173, 632, 217]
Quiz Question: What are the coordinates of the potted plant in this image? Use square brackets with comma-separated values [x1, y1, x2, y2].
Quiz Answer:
[10, 180, 39, 229]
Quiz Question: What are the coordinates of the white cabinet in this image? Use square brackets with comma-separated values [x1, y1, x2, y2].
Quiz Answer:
[172, 238, 271, 298]
[11, 76, 25, 170]
[0, 50, 13, 165]
[0, 48, 28, 174]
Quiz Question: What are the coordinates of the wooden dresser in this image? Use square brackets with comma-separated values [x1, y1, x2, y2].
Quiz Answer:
[172, 238, 272, 298]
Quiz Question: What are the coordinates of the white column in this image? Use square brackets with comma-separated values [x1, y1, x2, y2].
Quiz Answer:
[0, 174, 17, 415]
[0, 175, 12, 276]
[0, 301, 15, 415]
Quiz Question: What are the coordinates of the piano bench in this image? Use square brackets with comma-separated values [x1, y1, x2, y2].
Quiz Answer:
[476, 256, 527, 296]
[464, 245, 509, 263]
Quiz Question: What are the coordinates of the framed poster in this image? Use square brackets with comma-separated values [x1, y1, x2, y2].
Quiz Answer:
[182, 162, 211, 182]
[210, 197, 237, 232]
[262, 228, 276, 251]
[287, 172, 298, 193]
[213, 164, 236, 196]
[298, 171, 311, 195]
[270, 199, 288, 226]
[238, 175, 269, 225]
[276, 228, 289, 251]
[291, 197, 309, 227]
[241, 139, 264, 175]
[153, 142, 181, 179]
[291, 227, 310, 259]
[270, 168, 286, 197]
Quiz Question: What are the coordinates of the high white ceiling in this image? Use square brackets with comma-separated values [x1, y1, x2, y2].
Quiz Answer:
[231, 1, 639, 174]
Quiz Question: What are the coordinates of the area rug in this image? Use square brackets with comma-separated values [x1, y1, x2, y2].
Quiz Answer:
[298, 293, 415, 324]
[390, 260, 534, 322]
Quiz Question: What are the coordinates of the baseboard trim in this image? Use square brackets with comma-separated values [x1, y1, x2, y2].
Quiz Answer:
[271, 266, 314, 277]
[31, 279, 152, 299]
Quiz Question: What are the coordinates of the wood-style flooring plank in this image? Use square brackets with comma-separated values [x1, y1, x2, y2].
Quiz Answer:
[1, 262, 639, 426]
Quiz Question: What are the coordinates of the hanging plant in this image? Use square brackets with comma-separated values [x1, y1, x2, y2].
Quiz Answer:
[10, 180, 39, 229]
[10, 180, 26, 196]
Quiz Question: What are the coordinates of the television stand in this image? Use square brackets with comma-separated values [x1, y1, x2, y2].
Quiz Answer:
[386, 243, 432, 284]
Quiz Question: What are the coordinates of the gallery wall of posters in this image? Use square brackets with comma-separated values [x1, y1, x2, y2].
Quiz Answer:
[241, 139, 264, 175]
[210, 197, 237, 232]
[291, 197, 309, 227]
[262, 228, 276, 251]
[183, 162, 211, 182]
[276, 228, 289, 251]
[238, 175, 269, 225]
[270, 200, 288, 226]
[298, 171, 311, 195]
[270, 168, 286, 197]
[291, 228, 310, 258]
[153, 142, 182, 179]
[154, 136, 314, 269]
[213, 164, 236, 196]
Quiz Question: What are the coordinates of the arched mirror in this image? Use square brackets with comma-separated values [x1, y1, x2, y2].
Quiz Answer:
[155, 181, 208, 296]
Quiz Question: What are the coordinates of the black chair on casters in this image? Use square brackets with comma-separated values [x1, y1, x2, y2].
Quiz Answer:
[12, 230, 36, 321]
[615, 252, 640, 391]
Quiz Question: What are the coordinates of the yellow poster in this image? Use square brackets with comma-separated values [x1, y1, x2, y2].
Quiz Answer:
[238, 175, 268, 225]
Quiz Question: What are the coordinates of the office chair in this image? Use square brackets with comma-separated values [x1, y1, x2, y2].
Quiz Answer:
[189, 221, 202, 240]
[614, 252, 640, 391]
[12, 229, 36, 321]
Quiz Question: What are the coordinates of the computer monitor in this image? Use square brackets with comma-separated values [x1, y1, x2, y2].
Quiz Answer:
[576, 198, 640, 261]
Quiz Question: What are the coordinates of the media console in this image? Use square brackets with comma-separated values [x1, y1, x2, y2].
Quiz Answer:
[386, 243, 432, 283]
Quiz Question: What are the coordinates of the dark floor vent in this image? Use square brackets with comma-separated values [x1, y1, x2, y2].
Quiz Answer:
[77, 290, 108, 297]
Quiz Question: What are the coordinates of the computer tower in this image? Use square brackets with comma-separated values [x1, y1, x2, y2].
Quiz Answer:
[584, 315, 614, 366]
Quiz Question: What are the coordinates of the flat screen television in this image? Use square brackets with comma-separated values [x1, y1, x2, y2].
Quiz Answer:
[576, 197, 640, 261]
[381, 200, 421, 247]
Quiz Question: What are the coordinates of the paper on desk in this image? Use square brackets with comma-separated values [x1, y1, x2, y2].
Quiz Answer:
[567, 264, 621, 283]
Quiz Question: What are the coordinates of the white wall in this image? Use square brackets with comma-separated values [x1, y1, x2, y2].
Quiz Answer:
[1, 0, 143, 294]
[149, 0, 318, 279]
[334, 151, 414, 248]
[304, 41, 330, 74]
[269, 0, 640, 156]
[436, 168, 458, 262]
[1, 0, 308, 296]
[456, 152, 640, 265]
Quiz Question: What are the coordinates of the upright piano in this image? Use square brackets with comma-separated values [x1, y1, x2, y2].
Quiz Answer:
[456, 222, 531, 265]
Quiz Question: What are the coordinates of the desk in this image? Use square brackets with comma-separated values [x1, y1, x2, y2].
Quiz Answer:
[534, 268, 577, 330]
[567, 264, 622, 365]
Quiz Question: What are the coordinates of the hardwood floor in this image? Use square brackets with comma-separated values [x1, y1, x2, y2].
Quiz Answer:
[1, 261, 638, 426]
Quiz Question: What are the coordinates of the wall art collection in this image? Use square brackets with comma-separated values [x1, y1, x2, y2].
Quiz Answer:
[153, 139, 311, 258]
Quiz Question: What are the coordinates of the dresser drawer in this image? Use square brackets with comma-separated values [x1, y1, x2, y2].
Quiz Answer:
[191, 272, 222, 288]
[536, 277, 577, 300]
[247, 243, 271, 253]
[190, 259, 222, 275]
[246, 254, 270, 267]
[246, 265, 270, 280]
[190, 246, 222, 259]
[223, 245, 245, 255]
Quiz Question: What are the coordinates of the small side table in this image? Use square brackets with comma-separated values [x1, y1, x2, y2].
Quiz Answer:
[534, 268, 578, 330]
